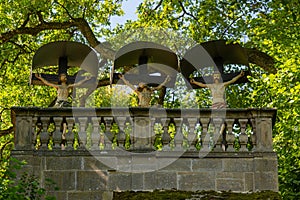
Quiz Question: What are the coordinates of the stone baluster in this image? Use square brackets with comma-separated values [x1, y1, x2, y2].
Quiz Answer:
[200, 117, 210, 152]
[173, 118, 183, 150]
[239, 119, 249, 152]
[39, 117, 50, 150]
[91, 117, 100, 150]
[78, 117, 88, 149]
[187, 117, 198, 151]
[65, 117, 75, 150]
[32, 117, 39, 149]
[212, 118, 224, 152]
[163, 119, 172, 148]
[123, 117, 132, 150]
[104, 117, 113, 150]
[149, 116, 156, 148]
[116, 117, 127, 149]
[53, 117, 63, 149]
[225, 118, 235, 152]
[207, 119, 215, 151]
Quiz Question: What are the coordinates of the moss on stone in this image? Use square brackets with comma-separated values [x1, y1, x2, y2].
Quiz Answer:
[113, 190, 281, 200]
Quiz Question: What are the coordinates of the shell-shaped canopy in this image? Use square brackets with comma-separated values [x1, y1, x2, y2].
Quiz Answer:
[180, 40, 250, 87]
[200, 40, 249, 66]
[112, 41, 179, 87]
[32, 41, 99, 75]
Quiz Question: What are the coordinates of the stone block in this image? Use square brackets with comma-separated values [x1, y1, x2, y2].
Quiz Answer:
[131, 173, 144, 190]
[178, 172, 215, 191]
[254, 172, 278, 191]
[11, 155, 43, 174]
[144, 172, 157, 190]
[222, 158, 253, 172]
[107, 172, 132, 191]
[216, 172, 244, 179]
[43, 171, 75, 191]
[254, 157, 278, 172]
[116, 157, 133, 172]
[245, 172, 254, 191]
[84, 157, 116, 171]
[216, 179, 244, 191]
[46, 157, 82, 170]
[130, 155, 159, 172]
[156, 171, 177, 190]
[77, 170, 108, 191]
[159, 158, 191, 172]
[68, 191, 113, 200]
[192, 158, 222, 172]
[46, 191, 67, 200]
[216, 172, 246, 191]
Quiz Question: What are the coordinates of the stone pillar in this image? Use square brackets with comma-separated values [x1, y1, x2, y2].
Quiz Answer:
[11, 107, 34, 150]
[254, 111, 275, 152]
[133, 117, 152, 150]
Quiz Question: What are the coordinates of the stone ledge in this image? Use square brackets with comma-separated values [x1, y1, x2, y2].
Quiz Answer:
[11, 149, 278, 158]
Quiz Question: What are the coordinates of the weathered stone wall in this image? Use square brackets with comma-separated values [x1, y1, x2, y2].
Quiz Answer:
[11, 150, 278, 200]
[11, 107, 278, 199]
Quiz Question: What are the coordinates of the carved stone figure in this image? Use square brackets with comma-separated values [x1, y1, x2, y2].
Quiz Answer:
[35, 73, 91, 107]
[190, 71, 244, 108]
[190, 71, 244, 151]
[118, 74, 171, 107]
[36, 73, 91, 150]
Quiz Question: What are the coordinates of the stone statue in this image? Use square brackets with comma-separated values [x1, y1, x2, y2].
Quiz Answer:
[35, 73, 91, 107]
[190, 71, 244, 151]
[35, 73, 91, 150]
[118, 74, 171, 107]
[190, 71, 244, 109]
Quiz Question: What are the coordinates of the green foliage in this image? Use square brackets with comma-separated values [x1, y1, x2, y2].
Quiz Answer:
[0, 158, 57, 200]
[1, 0, 300, 198]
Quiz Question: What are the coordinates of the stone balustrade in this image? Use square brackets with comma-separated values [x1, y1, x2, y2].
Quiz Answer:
[11, 107, 276, 153]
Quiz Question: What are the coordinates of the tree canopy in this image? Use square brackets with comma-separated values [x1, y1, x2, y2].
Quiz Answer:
[0, 0, 299, 199]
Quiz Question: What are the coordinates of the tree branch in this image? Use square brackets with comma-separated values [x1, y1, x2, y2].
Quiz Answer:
[21, 13, 31, 28]
[0, 21, 76, 44]
[37, 11, 46, 24]
[54, 1, 76, 20]
[179, 1, 198, 21]
[0, 126, 13, 137]
[0, 138, 13, 159]
[0, 18, 115, 60]
[74, 18, 115, 59]
[153, 0, 163, 11]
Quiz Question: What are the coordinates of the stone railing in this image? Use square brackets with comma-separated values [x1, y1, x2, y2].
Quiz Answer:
[11, 107, 276, 153]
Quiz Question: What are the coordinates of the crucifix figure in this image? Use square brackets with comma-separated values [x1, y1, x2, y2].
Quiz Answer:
[118, 74, 171, 107]
[190, 70, 244, 151]
[190, 71, 244, 109]
[35, 73, 91, 107]
[35, 73, 91, 150]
